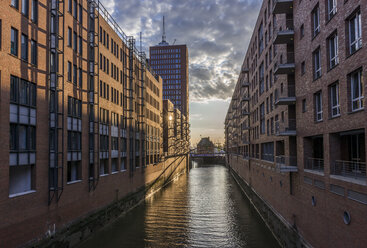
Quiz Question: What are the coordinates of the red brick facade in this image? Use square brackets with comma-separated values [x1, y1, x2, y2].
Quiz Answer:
[225, 0, 367, 247]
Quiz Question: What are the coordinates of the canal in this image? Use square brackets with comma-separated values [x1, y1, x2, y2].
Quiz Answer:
[78, 163, 280, 248]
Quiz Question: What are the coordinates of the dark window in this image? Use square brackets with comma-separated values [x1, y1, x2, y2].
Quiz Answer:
[67, 61, 72, 81]
[31, 39, 37, 65]
[327, 0, 337, 20]
[21, 33, 28, 62]
[31, 0, 38, 23]
[350, 69, 363, 112]
[73, 31, 77, 51]
[73, 64, 77, 85]
[79, 4, 83, 23]
[21, 0, 29, 17]
[312, 5, 320, 37]
[10, 76, 36, 107]
[313, 48, 321, 79]
[348, 10, 362, 54]
[301, 61, 305, 75]
[302, 99, 307, 112]
[68, 0, 72, 13]
[73, 0, 77, 19]
[11, 0, 19, 9]
[79, 35, 82, 54]
[68, 27, 72, 47]
[79, 68, 82, 88]
[11, 27, 18, 56]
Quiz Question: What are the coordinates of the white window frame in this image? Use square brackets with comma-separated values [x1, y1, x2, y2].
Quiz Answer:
[315, 92, 323, 122]
[329, 34, 339, 68]
[351, 70, 364, 112]
[330, 83, 340, 117]
[313, 6, 320, 37]
[328, 0, 337, 20]
[349, 11, 362, 54]
[314, 49, 321, 79]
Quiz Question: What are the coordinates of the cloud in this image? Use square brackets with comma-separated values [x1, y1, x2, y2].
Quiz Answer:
[100, 0, 261, 142]
[100, 0, 261, 102]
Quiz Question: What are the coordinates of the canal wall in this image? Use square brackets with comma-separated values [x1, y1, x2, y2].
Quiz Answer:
[18, 155, 188, 248]
[227, 156, 311, 248]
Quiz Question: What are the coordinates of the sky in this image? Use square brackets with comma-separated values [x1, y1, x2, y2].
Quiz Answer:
[100, 0, 262, 146]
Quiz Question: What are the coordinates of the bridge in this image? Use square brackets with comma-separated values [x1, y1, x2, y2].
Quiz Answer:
[190, 151, 226, 164]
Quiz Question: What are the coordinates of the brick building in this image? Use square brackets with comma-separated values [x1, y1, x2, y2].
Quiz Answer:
[149, 39, 189, 117]
[225, 0, 367, 247]
[0, 0, 189, 247]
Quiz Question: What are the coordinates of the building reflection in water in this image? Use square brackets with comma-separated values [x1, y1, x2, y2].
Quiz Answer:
[78, 163, 279, 248]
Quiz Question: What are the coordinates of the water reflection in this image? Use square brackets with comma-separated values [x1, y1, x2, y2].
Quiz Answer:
[78, 163, 279, 248]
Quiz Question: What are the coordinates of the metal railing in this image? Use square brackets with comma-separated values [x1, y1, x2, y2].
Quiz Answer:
[275, 119, 296, 135]
[305, 157, 324, 172]
[276, 155, 297, 166]
[331, 160, 366, 179]
[261, 153, 274, 162]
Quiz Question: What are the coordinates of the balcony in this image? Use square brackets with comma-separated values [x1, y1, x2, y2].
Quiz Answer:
[241, 125, 250, 131]
[275, 119, 296, 136]
[274, 63, 295, 75]
[276, 155, 298, 172]
[305, 157, 324, 173]
[272, 0, 293, 15]
[274, 29, 294, 45]
[242, 67, 249, 74]
[275, 84, 296, 105]
[331, 160, 366, 182]
[274, 52, 295, 75]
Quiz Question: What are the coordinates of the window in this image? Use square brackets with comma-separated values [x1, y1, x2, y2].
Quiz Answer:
[31, 0, 38, 23]
[301, 61, 305, 75]
[11, 0, 19, 9]
[312, 5, 320, 37]
[73, 0, 77, 19]
[258, 23, 264, 54]
[11, 28, 18, 56]
[67, 161, 81, 182]
[302, 99, 307, 112]
[327, 0, 337, 20]
[79, 4, 83, 23]
[315, 91, 323, 122]
[348, 11, 362, 54]
[313, 48, 321, 79]
[330, 83, 340, 117]
[260, 103, 265, 134]
[67, 61, 72, 81]
[21, 34, 28, 62]
[350, 69, 363, 111]
[73, 31, 77, 51]
[300, 24, 304, 39]
[73, 64, 77, 85]
[31, 40, 37, 65]
[21, 0, 29, 17]
[328, 33, 338, 69]
[259, 62, 264, 94]
[68, 0, 72, 13]
[9, 76, 36, 196]
[79, 35, 82, 54]
[68, 27, 72, 47]
[79, 68, 82, 88]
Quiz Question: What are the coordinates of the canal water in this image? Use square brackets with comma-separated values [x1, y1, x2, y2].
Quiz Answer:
[78, 163, 280, 248]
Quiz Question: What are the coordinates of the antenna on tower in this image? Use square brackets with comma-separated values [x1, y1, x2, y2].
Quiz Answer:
[162, 16, 166, 43]
[159, 16, 169, 46]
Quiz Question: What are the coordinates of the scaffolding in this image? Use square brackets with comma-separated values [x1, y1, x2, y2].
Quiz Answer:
[128, 37, 135, 176]
[48, 0, 65, 205]
[87, 0, 100, 191]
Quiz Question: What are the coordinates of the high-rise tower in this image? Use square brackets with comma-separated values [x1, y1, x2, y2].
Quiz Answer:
[149, 17, 189, 117]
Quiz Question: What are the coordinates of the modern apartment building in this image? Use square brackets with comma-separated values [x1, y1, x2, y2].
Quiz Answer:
[149, 40, 189, 118]
[0, 1, 189, 247]
[225, 0, 367, 247]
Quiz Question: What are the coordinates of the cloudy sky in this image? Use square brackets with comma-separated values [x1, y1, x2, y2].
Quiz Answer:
[100, 0, 262, 146]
